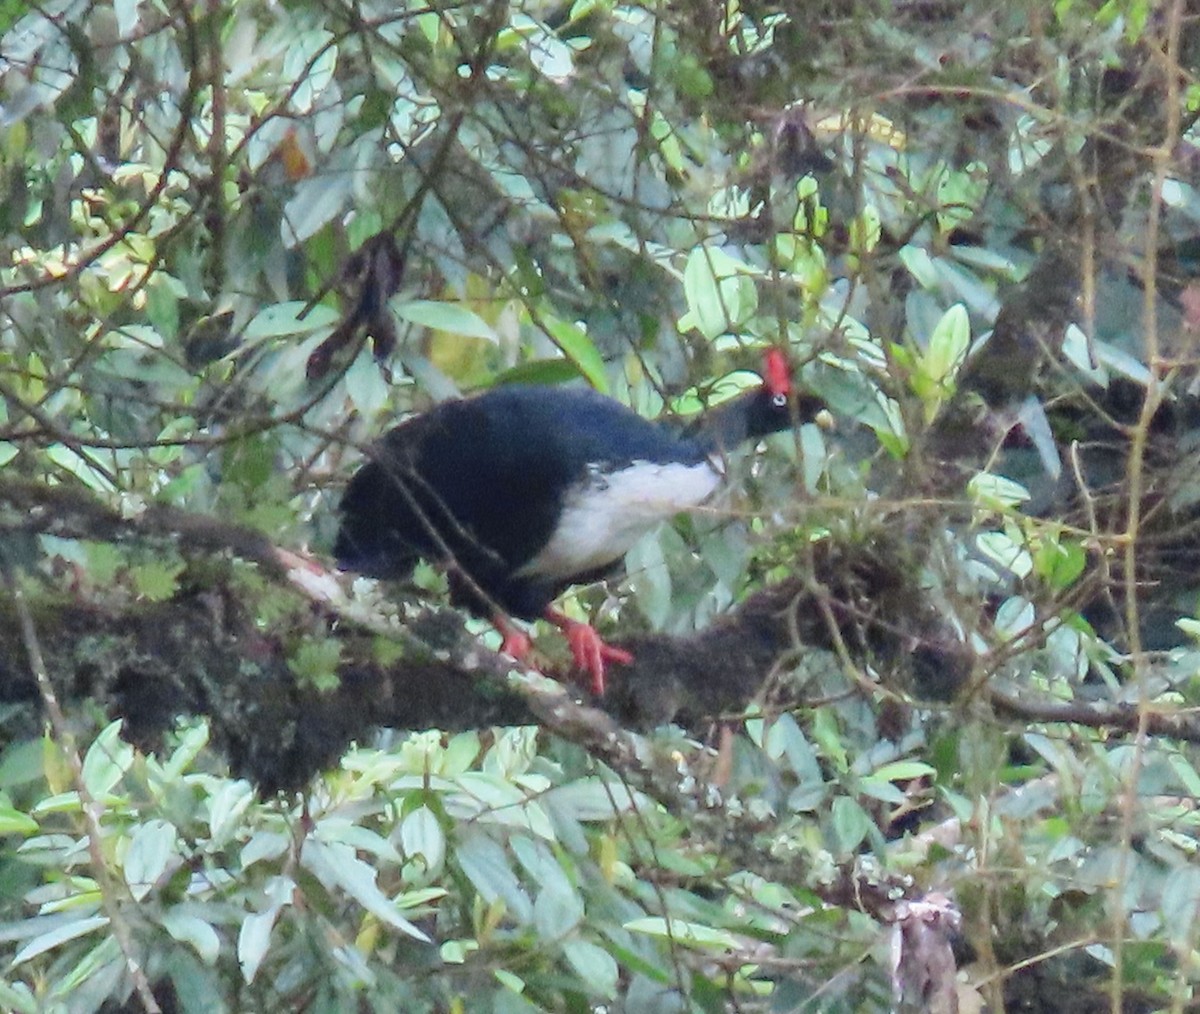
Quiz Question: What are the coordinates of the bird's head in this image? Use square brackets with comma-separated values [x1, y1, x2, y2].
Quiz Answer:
[685, 348, 827, 450]
[743, 347, 826, 439]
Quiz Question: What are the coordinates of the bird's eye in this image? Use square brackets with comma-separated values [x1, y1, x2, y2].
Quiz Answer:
[771, 393, 788, 408]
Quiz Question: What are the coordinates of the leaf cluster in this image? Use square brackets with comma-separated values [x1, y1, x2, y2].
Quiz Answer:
[3, 0, 1200, 1011]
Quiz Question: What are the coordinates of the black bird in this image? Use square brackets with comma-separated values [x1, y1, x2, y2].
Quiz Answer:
[334, 349, 823, 694]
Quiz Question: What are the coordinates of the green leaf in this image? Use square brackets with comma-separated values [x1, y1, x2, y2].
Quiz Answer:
[440, 732, 483, 776]
[494, 969, 527, 995]
[936, 161, 988, 231]
[80, 542, 121, 586]
[449, 772, 528, 813]
[623, 916, 740, 950]
[810, 709, 847, 773]
[241, 830, 290, 869]
[207, 779, 255, 847]
[1016, 395, 1061, 479]
[44, 443, 115, 493]
[541, 316, 609, 393]
[315, 817, 401, 862]
[672, 53, 713, 98]
[0, 792, 38, 836]
[1061, 323, 1107, 384]
[764, 714, 823, 785]
[302, 839, 430, 941]
[976, 530, 1033, 578]
[144, 275, 180, 340]
[1161, 867, 1200, 945]
[160, 720, 210, 781]
[899, 244, 938, 288]
[81, 721, 134, 798]
[400, 806, 446, 875]
[38, 881, 101, 915]
[624, 533, 671, 629]
[543, 778, 645, 821]
[131, 559, 184, 602]
[48, 936, 121, 1000]
[287, 638, 343, 691]
[456, 830, 533, 925]
[511, 836, 573, 900]
[11, 915, 110, 966]
[221, 433, 277, 492]
[395, 300, 499, 342]
[449, 772, 555, 838]
[647, 107, 685, 174]
[668, 369, 763, 415]
[123, 818, 177, 901]
[395, 886, 448, 910]
[30, 793, 84, 816]
[1168, 752, 1200, 798]
[283, 168, 354, 245]
[238, 905, 282, 985]
[160, 909, 221, 965]
[1033, 536, 1086, 589]
[562, 939, 619, 998]
[923, 303, 970, 384]
[829, 796, 873, 855]
[492, 358, 588, 387]
[0, 979, 36, 1014]
[871, 760, 937, 781]
[932, 258, 1000, 317]
[440, 939, 478, 964]
[680, 247, 754, 339]
[848, 205, 882, 254]
[856, 778, 908, 805]
[241, 301, 339, 342]
[481, 726, 540, 779]
[344, 349, 391, 418]
[968, 472, 1031, 510]
[1177, 617, 1200, 640]
[911, 302, 970, 423]
[1093, 336, 1152, 384]
[533, 883, 584, 942]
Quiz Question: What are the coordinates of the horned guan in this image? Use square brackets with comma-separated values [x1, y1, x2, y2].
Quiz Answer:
[334, 349, 823, 694]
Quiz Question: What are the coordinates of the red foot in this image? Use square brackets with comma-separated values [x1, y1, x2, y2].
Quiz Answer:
[544, 609, 633, 696]
[494, 615, 533, 662]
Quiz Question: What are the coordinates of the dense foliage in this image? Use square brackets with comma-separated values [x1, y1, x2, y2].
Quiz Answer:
[2, 0, 1200, 1011]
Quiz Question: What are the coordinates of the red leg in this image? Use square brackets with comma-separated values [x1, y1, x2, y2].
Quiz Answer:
[493, 615, 533, 662]
[543, 608, 633, 696]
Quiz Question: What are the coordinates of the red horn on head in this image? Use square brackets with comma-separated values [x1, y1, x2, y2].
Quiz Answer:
[764, 348, 791, 396]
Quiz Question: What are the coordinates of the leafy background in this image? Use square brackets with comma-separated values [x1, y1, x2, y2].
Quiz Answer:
[2, 1, 1200, 1012]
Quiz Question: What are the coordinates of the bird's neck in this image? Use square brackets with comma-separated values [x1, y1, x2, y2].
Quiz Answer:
[679, 389, 774, 454]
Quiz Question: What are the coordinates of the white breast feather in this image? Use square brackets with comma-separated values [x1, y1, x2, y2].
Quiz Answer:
[515, 460, 722, 582]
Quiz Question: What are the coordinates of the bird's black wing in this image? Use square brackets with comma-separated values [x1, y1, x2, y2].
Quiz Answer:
[335, 384, 699, 616]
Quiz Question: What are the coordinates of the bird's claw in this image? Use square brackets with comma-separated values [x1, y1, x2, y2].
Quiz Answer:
[499, 629, 533, 661]
[553, 614, 632, 696]
[496, 610, 633, 696]
[495, 616, 533, 662]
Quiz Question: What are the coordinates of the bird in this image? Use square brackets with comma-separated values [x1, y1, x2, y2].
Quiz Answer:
[334, 348, 824, 695]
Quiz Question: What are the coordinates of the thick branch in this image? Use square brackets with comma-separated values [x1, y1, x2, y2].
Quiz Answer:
[4, 474, 1199, 798]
